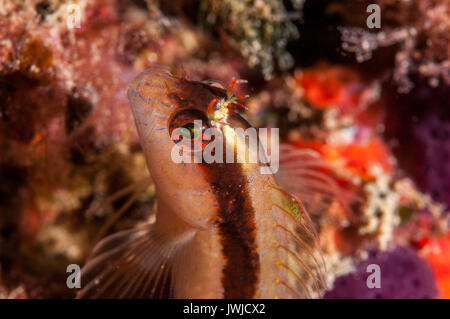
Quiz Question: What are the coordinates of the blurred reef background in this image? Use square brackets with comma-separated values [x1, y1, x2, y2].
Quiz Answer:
[0, 0, 449, 298]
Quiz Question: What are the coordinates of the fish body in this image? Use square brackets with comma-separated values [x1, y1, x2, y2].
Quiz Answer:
[77, 66, 325, 299]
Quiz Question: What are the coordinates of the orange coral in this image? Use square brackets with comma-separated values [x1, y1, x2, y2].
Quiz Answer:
[290, 138, 392, 180]
[295, 64, 365, 110]
[419, 234, 450, 299]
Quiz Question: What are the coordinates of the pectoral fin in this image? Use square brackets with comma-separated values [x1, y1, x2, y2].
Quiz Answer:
[269, 184, 327, 298]
[77, 223, 177, 299]
[276, 144, 360, 216]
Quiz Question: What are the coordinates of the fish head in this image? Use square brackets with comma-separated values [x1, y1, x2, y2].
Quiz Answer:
[127, 67, 255, 228]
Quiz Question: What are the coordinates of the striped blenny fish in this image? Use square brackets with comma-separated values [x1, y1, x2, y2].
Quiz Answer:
[77, 66, 326, 299]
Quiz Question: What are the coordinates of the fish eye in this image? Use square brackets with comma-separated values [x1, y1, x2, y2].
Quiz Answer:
[169, 109, 211, 148]
[179, 122, 200, 140]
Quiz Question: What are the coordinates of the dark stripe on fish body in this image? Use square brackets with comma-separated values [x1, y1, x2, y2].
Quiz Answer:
[200, 158, 260, 298]
[162, 75, 260, 297]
